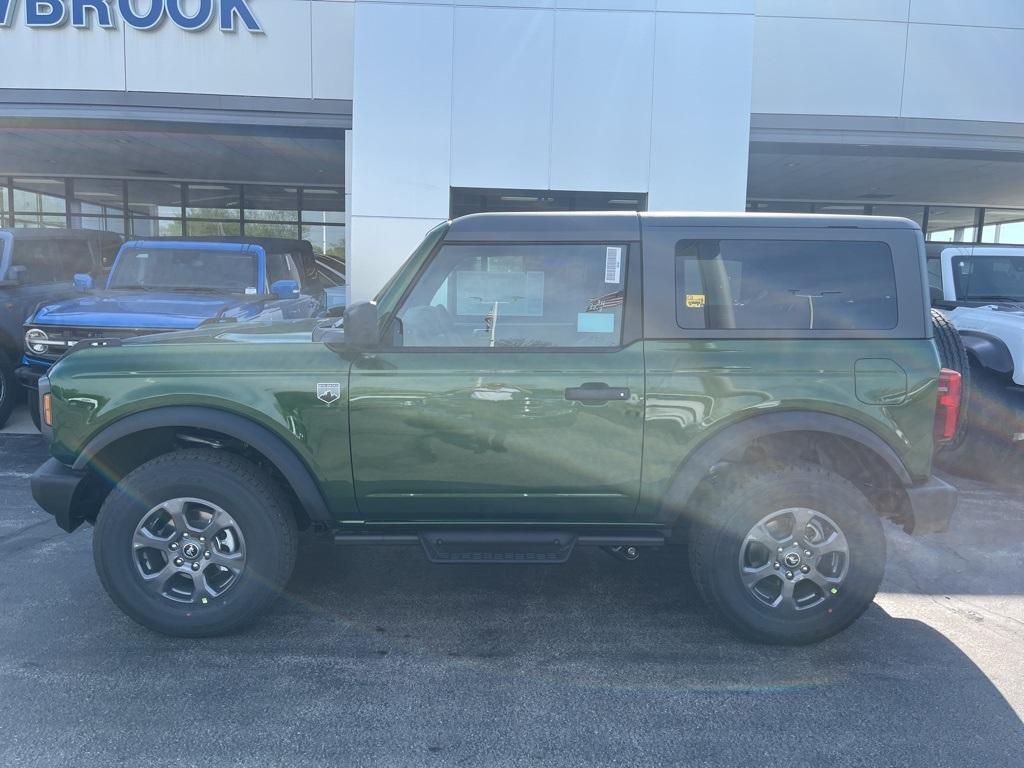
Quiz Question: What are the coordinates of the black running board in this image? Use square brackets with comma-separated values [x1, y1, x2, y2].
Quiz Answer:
[333, 530, 666, 564]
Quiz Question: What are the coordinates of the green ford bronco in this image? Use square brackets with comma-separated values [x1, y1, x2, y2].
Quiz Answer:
[31, 212, 960, 644]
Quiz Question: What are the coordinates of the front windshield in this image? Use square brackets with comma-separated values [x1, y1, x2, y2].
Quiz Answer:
[952, 254, 1024, 301]
[108, 247, 258, 293]
[374, 222, 450, 320]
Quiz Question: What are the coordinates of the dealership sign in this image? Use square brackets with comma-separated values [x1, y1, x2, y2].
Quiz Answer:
[0, 0, 262, 32]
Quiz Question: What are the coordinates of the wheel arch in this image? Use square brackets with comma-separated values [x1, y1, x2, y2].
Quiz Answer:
[661, 411, 914, 528]
[71, 406, 332, 528]
[959, 330, 1014, 378]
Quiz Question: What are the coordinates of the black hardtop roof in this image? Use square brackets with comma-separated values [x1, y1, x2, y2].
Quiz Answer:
[445, 211, 920, 242]
[0, 227, 124, 240]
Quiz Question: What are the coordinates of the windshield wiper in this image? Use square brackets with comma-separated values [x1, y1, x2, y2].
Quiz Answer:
[967, 294, 1024, 302]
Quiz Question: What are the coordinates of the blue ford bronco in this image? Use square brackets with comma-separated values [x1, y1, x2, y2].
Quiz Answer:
[0, 228, 123, 427]
[17, 238, 323, 425]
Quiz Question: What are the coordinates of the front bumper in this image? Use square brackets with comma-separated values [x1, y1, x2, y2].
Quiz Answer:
[15, 363, 45, 390]
[904, 476, 958, 534]
[31, 458, 89, 533]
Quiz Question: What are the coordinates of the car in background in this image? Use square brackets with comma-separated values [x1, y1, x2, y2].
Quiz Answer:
[0, 228, 123, 428]
[929, 243, 1024, 477]
[17, 238, 323, 427]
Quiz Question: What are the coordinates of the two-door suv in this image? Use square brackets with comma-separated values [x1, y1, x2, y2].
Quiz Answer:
[30, 212, 959, 644]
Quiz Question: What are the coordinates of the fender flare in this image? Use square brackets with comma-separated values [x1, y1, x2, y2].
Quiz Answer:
[660, 411, 913, 518]
[958, 331, 1014, 377]
[72, 406, 332, 522]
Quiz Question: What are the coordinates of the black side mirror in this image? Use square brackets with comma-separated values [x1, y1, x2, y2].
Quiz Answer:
[344, 300, 380, 349]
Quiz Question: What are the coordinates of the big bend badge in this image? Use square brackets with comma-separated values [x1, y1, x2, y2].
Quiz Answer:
[316, 383, 341, 404]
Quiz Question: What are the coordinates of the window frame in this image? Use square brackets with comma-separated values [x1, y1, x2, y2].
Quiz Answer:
[641, 223, 930, 341]
[381, 238, 642, 353]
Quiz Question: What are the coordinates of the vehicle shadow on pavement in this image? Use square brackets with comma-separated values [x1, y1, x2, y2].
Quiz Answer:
[259, 536, 1024, 767]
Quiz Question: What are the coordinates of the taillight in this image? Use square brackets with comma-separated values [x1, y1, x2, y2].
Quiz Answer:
[934, 368, 962, 442]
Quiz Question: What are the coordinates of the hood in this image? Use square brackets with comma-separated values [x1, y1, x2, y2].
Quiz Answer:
[128, 317, 323, 345]
[31, 290, 249, 330]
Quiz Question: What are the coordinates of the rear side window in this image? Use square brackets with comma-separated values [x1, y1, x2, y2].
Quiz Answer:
[674, 239, 897, 331]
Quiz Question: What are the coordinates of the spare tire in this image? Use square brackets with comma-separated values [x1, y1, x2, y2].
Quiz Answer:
[931, 308, 970, 449]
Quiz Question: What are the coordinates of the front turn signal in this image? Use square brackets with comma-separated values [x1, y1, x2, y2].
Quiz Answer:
[42, 393, 53, 428]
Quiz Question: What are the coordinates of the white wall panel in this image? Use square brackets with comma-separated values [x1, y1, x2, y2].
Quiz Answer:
[126, 1, 313, 97]
[752, 16, 906, 116]
[755, 0, 908, 22]
[902, 23, 1024, 123]
[349, 215, 444, 300]
[0, 26, 126, 91]
[910, 0, 1024, 28]
[350, 1, 453, 218]
[313, 1, 355, 100]
[648, 11, 754, 211]
[548, 9, 655, 192]
[450, 7, 553, 189]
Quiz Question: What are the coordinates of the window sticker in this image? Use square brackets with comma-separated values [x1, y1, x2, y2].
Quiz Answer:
[456, 271, 544, 316]
[685, 294, 706, 308]
[578, 312, 615, 333]
[605, 246, 622, 284]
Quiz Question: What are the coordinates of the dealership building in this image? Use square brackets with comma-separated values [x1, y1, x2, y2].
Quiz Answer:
[2, 0, 1024, 298]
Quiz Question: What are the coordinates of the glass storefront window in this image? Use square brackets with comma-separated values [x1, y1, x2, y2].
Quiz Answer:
[186, 220, 242, 236]
[302, 223, 345, 284]
[12, 178, 67, 225]
[75, 215, 126, 234]
[926, 207, 978, 242]
[243, 222, 301, 240]
[186, 183, 241, 220]
[131, 218, 183, 237]
[301, 188, 344, 225]
[127, 180, 182, 219]
[982, 209, 1024, 245]
[0, 180, 8, 223]
[245, 186, 299, 222]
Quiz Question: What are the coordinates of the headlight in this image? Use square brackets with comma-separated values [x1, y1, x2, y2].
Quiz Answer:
[25, 328, 49, 355]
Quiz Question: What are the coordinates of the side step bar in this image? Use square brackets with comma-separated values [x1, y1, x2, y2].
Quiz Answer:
[332, 530, 667, 564]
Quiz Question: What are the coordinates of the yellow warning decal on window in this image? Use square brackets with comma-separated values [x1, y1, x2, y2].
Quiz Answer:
[685, 294, 706, 308]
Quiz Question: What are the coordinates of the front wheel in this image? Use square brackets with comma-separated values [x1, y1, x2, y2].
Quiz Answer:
[688, 463, 886, 645]
[93, 449, 298, 637]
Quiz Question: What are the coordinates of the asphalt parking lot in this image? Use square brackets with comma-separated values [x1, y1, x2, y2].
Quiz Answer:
[1, 422, 1022, 767]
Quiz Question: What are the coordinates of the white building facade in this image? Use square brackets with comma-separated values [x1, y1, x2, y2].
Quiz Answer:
[2, 0, 1024, 298]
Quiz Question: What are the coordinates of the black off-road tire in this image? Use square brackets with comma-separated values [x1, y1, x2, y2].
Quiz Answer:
[27, 388, 41, 431]
[0, 349, 17, 429]
[936, 365, 1017, 481]
[93, 449, 298, 637]
[688, 463, 886, 645]
[931, 308, 970, 450]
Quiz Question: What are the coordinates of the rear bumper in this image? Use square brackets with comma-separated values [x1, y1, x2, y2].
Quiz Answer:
[31, 458, 88, 533]
[904, 476, 958, 534]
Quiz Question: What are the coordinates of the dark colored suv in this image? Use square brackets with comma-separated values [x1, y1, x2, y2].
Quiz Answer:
[0, 228, 122, 427]
[29, 212, 959, 644]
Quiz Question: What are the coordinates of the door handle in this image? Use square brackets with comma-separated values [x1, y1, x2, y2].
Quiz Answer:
[564, 382, 630, 402]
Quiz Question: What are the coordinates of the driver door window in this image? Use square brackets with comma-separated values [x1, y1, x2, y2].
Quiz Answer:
[394, 243, 627, 349]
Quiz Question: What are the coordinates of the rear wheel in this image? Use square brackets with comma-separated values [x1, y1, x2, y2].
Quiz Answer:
[0, 350, 17, 429]
[688, 463, 886, 645]
[93, 449, 298, 637]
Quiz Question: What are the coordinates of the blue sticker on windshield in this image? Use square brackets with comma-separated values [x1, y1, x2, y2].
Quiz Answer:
[577, 312, 615, 333]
